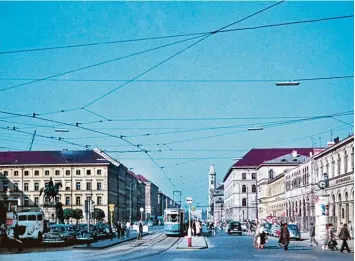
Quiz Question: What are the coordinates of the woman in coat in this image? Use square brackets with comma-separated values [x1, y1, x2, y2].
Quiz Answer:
[279, 223, 290, 250]
[257, 226, 267, 249]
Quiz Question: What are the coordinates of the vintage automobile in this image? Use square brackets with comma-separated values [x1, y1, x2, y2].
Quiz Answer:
[240, 222, 248, 232]
[96, 222, 113, 238]
[227, 221, 242, 236]
[42, 224, 76, 245]
[263, 222, 272, 235]
[287, 224, 301, 240]
[76, 224, 98, 242]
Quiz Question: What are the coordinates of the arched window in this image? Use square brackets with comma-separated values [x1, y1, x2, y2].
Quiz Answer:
[242, 198, 247, 206]
[337, 154, 341, 175]
[242, 185, 246, 193]
[252, 184, 256, 193]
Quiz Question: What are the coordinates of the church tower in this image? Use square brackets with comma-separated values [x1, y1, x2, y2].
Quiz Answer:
[208, 164, 216, 220]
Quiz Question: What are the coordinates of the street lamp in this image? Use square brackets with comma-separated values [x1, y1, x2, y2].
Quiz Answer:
[54, 129, 69, 132]
[275, 81, 300, 87]
[140, 207, 144, 220]
[248, 127, 264, 131]
[129, 181, 136, 224]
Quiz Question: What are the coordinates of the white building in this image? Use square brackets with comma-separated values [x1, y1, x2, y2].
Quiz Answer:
[224, 148, 317, 222]
[257, 151, 310, 220]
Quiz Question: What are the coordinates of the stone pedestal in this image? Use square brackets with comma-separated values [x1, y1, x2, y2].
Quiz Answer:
[42, 203, 57, 223]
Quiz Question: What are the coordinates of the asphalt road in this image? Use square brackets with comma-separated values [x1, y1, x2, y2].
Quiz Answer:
[1, 230, 354, 261]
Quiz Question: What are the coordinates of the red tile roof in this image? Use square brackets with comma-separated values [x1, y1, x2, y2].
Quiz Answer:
[223, 148, 322, 182]
[0, 150, 109, 165]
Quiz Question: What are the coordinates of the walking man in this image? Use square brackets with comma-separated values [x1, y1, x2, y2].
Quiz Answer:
[280, 223, 290, 251]
[339, 223, 351, 253]
[309, 223, 318, 247]
[137, 220, 143, 240]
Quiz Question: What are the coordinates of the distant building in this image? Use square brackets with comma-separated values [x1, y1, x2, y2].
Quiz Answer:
[138, 175, 159, 219]
[213, 183, 224, 222]
[224, 148, 321, 221]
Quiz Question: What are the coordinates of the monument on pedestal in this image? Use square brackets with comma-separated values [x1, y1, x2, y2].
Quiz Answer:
[39, 178, 64, 224]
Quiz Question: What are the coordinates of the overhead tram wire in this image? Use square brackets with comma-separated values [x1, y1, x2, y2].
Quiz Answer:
[0, 35, 207, 93]
[1, 75, 353, 83]
[75, 110, 354, 125]
[0, 109, 177, 188]
[83, 1, 286, 108]
[0, 14, 351, 55]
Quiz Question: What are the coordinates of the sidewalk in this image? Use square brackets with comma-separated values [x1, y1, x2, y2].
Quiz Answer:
[176, 236, 208, 250]
[299, 233, 354, 252]
[73, 232, 148, 249]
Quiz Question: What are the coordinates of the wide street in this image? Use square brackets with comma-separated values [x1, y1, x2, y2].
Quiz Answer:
[2, 230, 354, 261]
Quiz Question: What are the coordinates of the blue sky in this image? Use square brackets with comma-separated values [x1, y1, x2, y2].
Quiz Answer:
[0, 1, 353, 206]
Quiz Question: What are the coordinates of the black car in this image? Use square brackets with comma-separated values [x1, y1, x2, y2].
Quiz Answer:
[228, 222, 242, 236]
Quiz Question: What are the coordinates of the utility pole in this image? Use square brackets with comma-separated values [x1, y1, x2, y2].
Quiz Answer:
[29, 130, 36, 151]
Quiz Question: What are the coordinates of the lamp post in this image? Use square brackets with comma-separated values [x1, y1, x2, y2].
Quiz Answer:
[130, 181, 136, 224]
[186, 197, 193, 247]
[140, 207, 144, 220]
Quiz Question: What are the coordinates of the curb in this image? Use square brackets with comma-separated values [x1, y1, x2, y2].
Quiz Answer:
[73, 233, 149, 249]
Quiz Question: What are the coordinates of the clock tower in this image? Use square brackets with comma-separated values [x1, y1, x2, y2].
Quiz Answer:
[208, 164, 216, 220]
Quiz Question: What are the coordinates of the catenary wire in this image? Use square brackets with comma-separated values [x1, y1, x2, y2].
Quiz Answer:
[82, 1, 286, 108]
[0, 14, 350, 55]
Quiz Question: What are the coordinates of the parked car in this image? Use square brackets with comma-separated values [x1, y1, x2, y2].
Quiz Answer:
[270, 224, 281, 237]
[263, 222, 272, 235]
[42, 224, 76, 245]
[287, 224, 301, 240]
[240, 222, 247, 232]
[76, 224, 98, 242]
[96, 223, 112, 238]
[228, 221, 242, 236]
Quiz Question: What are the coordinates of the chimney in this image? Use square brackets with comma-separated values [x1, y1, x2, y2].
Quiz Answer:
[334, 137, 340, 144]
[309, 152, 313, 157]
[327, 141, 335, 147]
[292, 150, 297, 158]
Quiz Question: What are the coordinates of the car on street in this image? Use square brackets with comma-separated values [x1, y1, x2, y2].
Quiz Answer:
[240, 222, 247, 232]
[76, 224, 99, 242]
[227, 221, 242, 236]
[270, 224, 281, 237]
[287, 224, 301, 240]
[42, 224, 76, 245]
[263, 222, 272, 235]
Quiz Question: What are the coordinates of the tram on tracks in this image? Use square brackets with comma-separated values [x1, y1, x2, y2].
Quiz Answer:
[164, 208, 184, 236]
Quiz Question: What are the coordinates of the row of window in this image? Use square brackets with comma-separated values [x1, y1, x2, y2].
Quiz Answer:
[3, 181, 103, 192]
[2, 169, 103, 177]
[241, 173, 257, 180]
[6, 195, 103, 207]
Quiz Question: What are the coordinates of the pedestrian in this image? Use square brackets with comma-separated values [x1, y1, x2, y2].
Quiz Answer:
[120, 222, 125, 239]
[254, 222, 261, 248]
[109, 225, 113, 241]
[309, 223, 318, 247]
[256, 226, 268, 249]
[192, 221, 196, 236]
[322, 224, 330, 250]
[196, 221, 201, 236]
[116, 221, 121, 239]
[348, 221, 353, 238]
[126, 221, 131, 238]
[138, 220, 143, 240]
[279, 223, 290, 251]
[338, 223, 351, 253]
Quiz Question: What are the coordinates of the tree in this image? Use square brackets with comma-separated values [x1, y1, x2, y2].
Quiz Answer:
[73, 208, 83, 224]
[63, 208, 76, 223]
[92, 208, 105, 221]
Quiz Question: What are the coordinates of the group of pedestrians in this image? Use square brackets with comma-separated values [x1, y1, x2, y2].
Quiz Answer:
[185, 220, 203, 237]
[113, 220, 143, 240]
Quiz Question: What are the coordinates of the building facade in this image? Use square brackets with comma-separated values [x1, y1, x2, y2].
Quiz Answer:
[212, 184, 224, 223]
[257, 151, 310, 220]
[224, 148, 318, 222]
[138, 175, 159, 219]
[0, 150, 114, 223]
[208, 164, 216, 220]
[313, 136, 354, 228]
